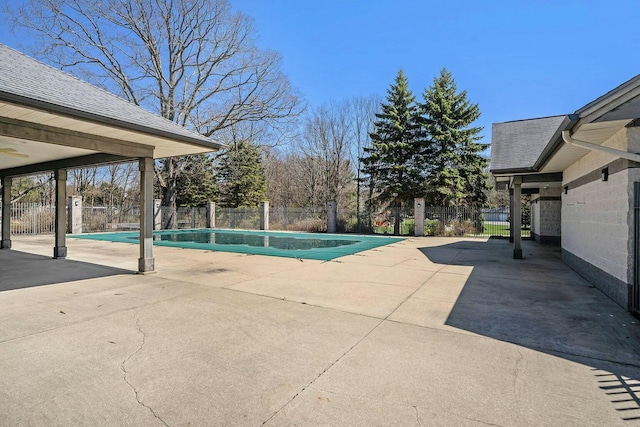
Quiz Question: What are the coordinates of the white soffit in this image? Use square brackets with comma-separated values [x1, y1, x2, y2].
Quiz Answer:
[571, 119, 631, 143]
[540, 119, 631, 173]
[0, 101, 216, 160]
[0, 135, 96, 169]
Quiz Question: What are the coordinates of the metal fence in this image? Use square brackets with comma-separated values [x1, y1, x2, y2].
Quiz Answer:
[83, 206, 140, 232]
[215, 207, 260, 230]
[1, 203, 528, 239]
[365, 206, 525, 238]
[269, 207, 326, 232]
[2, 203, 57, 234]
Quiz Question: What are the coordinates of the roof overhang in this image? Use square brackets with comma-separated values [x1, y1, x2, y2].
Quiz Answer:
[492, 74, 640, 186]
[0, 97, 223, 177]
[0, 43, 225, 178]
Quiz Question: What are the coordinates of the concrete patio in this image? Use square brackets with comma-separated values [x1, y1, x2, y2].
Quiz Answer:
[1, 235, 639, 426]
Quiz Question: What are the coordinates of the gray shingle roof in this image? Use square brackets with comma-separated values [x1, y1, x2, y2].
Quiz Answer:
[490, 115, 568, 173]
[0, 44, 221, 150]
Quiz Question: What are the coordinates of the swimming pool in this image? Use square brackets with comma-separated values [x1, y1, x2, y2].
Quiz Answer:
[70, 229, 404, 261]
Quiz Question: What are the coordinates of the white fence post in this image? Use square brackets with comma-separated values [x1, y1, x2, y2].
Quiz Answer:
[67, 196, 82, 234]
[327, 201, 337, 233]
[260, 201, 269, 230]
[206, 202, 216, 228]
[414, 198, 425, 236]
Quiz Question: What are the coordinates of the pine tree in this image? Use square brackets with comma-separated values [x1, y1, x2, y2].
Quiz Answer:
[360, 70, 424, 214]
[175, 154, 218, 207]
[420, 68, 489, 207]
[217, 141, 267, 208]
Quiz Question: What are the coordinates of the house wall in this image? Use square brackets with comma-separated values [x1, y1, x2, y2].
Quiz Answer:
[531, 187, 562, 244]
[561, 127, 639, 309]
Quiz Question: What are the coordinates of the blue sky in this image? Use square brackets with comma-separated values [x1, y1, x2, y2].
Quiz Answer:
[231, 0, 640, 143]
[2, 0, 640, 147]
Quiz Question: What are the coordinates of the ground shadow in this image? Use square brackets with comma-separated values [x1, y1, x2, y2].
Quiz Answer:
[420, 239, 640, 422]
[0, 249, 133, 292]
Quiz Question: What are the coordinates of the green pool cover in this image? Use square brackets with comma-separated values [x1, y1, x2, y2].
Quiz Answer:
[70, 229, 404, 261]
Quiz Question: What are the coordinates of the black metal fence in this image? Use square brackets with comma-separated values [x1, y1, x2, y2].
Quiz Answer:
[2, 203, 529, 239]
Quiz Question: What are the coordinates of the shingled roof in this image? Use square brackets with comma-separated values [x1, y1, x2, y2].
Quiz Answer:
[0, 44, 221, 151]
[490, 115, 568, 173]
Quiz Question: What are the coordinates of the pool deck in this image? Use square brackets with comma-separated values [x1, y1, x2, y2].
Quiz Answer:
[1, 235, 640, 426]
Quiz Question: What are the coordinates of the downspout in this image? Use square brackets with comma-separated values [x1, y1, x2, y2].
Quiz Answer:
[561, 130, 640, 163]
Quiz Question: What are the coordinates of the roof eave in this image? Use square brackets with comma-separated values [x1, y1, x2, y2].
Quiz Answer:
[532, 114, 579, 171]
[576, 74, 640, 122]
[0, 90, 224, 152]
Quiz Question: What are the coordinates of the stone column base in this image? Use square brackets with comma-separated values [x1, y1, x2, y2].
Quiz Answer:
[1, 239, 11, 249]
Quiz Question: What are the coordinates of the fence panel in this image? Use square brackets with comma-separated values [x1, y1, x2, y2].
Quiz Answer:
[5, 203, 56, 235]
[268, 207, 325, 232]
[2, 202, 530, 239]
[215, 207, 260, 230]
[176, 206, 207, 229]
[368, 204, 416, 236]
[83, 206, 140, 232]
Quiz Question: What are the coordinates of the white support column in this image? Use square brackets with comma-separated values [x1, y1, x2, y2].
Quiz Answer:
[327, 201, 337, 233]
[206, 202, 216, 229]
[414, 198, 425, 236]
[513, 176, 523, 259]
[1, 177, 12, 249]
[259, 201, 269, 230]
[53, 169, 67, 259]
[509, 189, 514, 243]
[138, 157, 155, 273]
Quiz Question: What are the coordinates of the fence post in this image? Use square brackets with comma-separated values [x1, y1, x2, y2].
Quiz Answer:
[414, 198, 425, 236]
[327, 201, 337, 233]
[260, 201, 269, 230]
[206, 202, 216, 228]
[67, 196, 82, 234]
[153, 199, 162, 230]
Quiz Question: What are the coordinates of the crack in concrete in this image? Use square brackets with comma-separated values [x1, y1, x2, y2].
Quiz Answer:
[513, 347, 523, 397]
[260, 265, 448, 426]
[413, 405, 423, 426]
[120, 311, 169, 427]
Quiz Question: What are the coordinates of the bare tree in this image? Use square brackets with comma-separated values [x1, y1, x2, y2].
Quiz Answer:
[8, 0, 302, 227]
[297, 101, 355, 212]
[349, 94, 381, 231]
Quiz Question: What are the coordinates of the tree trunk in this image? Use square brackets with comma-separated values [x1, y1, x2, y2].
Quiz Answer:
[162, 158, 178, 229]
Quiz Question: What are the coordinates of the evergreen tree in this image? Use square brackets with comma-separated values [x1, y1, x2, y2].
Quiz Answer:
[420, 68, 489, 207]
[360, 70, 424, 213]
[217, 141, 267, 208]
[175, 154, 218, 207]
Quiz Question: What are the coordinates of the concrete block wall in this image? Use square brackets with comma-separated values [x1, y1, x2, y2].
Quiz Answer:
[531, 187, 562, 243]
[561, 127, 635, 308]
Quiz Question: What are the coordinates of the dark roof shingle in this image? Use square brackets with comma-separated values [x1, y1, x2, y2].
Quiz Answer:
[490, 115, 568, 173]
[0, 44, 221, 150]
